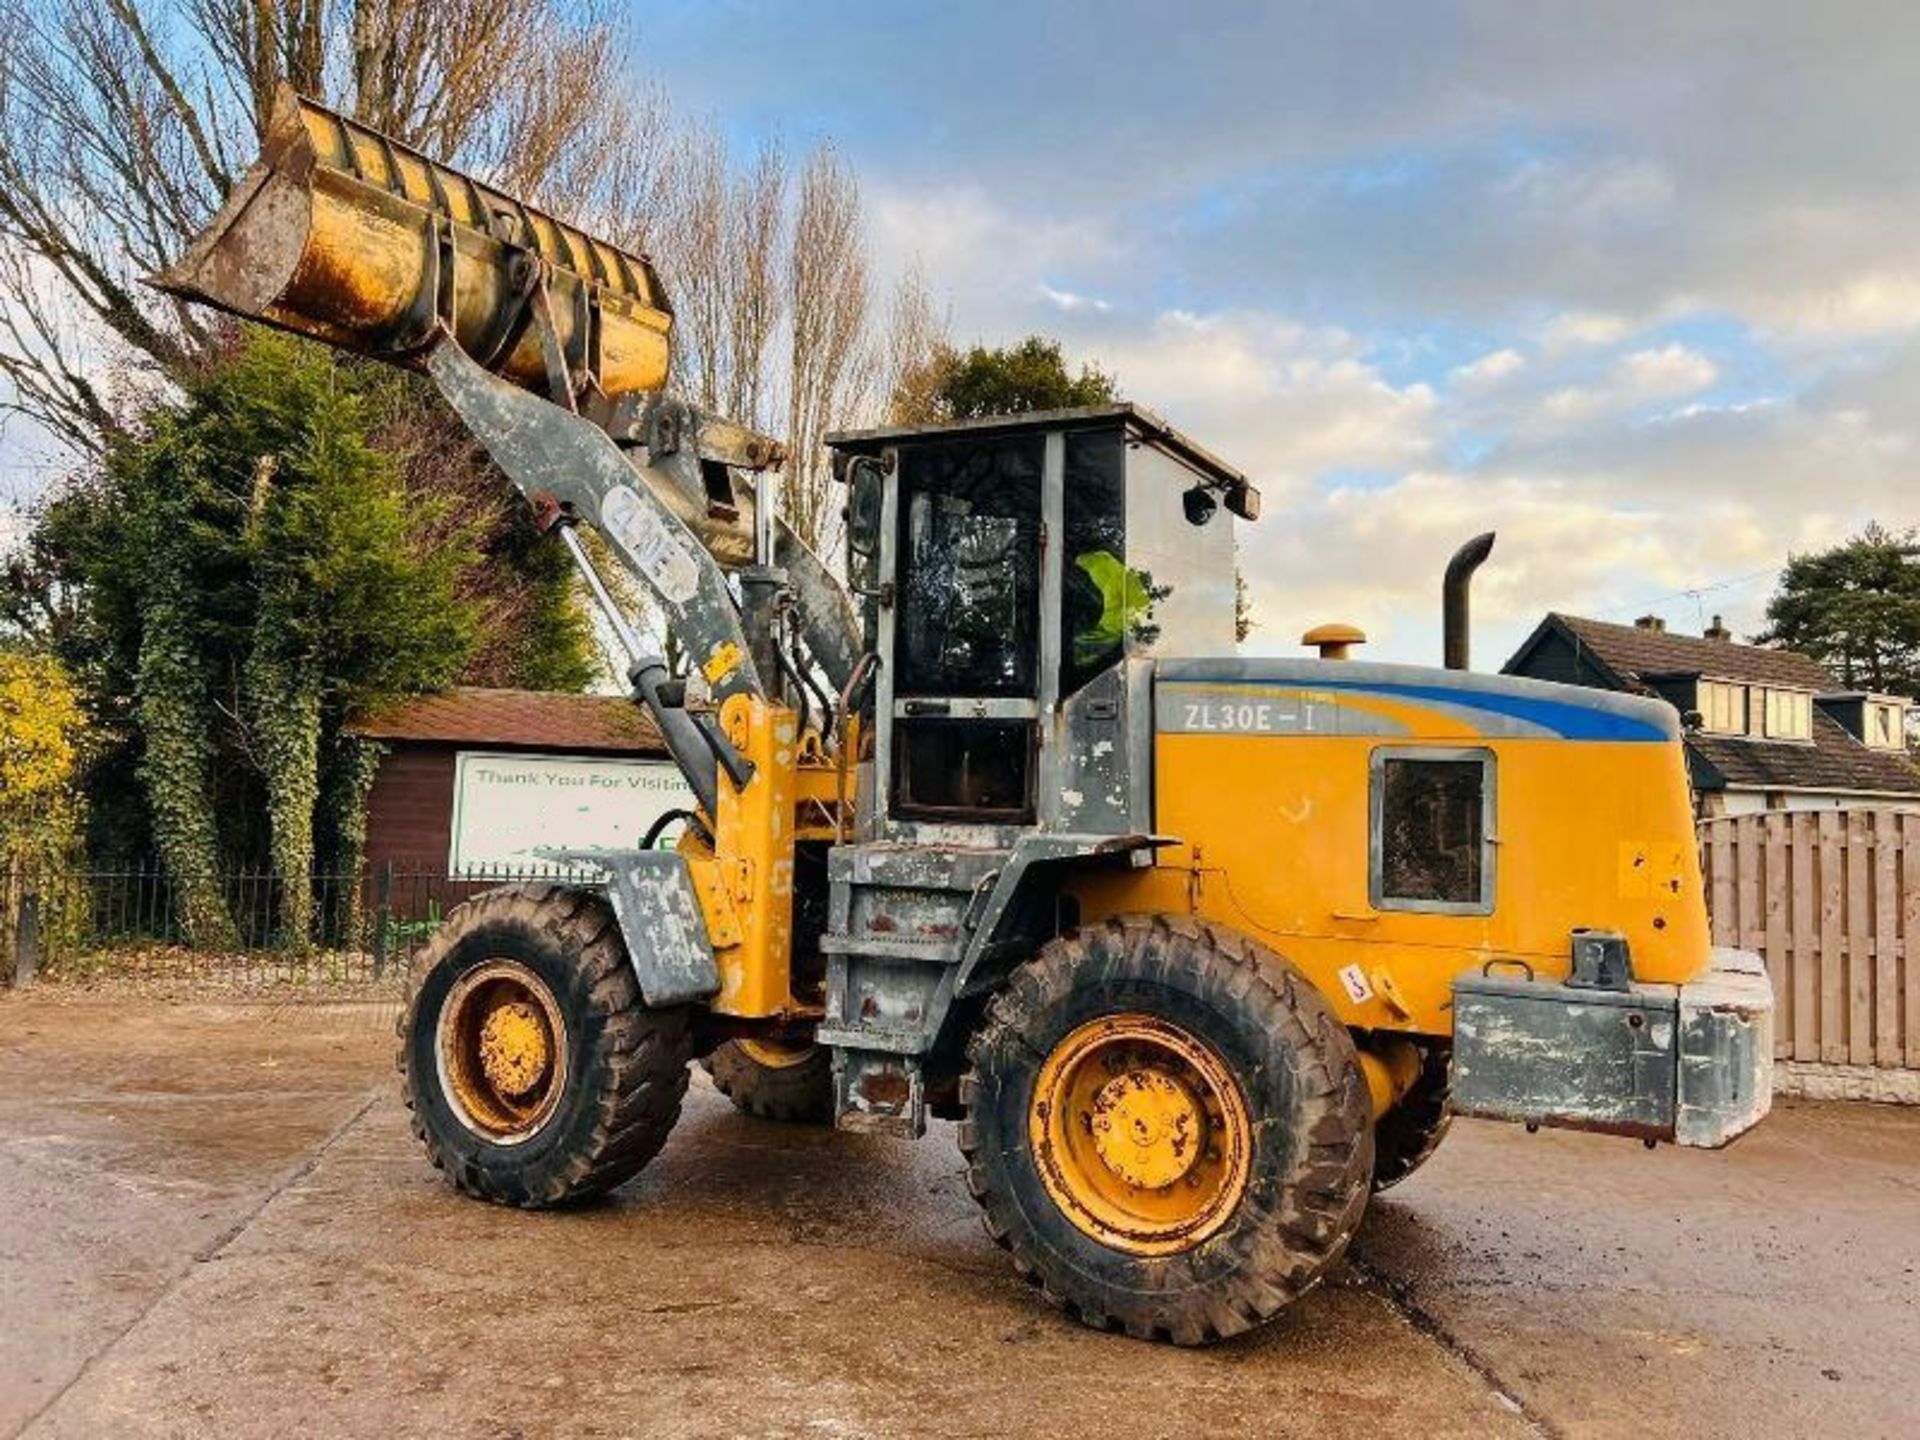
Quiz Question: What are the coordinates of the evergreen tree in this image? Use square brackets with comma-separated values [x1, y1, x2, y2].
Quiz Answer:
[890, 335, 1117, 423]
[1759, 525, 1920, 696]
[23, 332, 493, 943]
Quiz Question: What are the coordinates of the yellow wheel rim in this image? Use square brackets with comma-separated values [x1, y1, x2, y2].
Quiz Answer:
[736, 1037, 817, 1070]
[437, 960, 569, 1144]
[1029, 1013, 1251, 1257]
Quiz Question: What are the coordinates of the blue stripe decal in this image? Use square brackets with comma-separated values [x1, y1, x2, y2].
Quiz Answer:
[1187, 677, 1671, 742]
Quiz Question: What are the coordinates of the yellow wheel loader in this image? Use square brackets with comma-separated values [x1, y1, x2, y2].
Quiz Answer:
[159, 89, 1773, 1345]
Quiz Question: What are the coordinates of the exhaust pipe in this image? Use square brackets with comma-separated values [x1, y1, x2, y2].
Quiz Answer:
[1443, 532, 1496, 671]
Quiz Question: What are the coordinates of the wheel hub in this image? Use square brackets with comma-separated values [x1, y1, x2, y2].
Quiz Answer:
[436, 960, 569, 1144]
[1029, 1013, 1252, 1257]
[478, 1000, 551, 1099]
[1090, 1068, 1204, 1190]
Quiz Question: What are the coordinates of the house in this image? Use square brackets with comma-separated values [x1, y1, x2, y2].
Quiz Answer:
[347, 688, 691, 910]
[1503, 613, 1920, 816]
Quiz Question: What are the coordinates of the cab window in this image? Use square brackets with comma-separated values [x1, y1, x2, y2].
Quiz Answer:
[894, 435, 1043, 698]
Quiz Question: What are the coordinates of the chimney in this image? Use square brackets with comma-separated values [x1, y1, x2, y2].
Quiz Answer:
[1634, 614, 1666, 632]
[1704, 614, 1732, 642]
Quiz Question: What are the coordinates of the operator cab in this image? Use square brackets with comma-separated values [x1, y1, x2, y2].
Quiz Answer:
[829, 405, 1259, 841]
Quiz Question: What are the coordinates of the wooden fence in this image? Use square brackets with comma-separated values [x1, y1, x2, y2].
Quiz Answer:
[1699, 810, 1919, 1069]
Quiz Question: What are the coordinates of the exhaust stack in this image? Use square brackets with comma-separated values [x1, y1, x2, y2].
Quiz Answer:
[1442, 532, 1496, 671]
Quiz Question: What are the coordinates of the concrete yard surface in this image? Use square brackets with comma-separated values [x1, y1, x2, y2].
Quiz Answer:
[1, 995, 1915, 1439]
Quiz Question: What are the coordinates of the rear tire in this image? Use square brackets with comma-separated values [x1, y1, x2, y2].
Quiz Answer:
[702, 1039, 834, 1123]
[960, 915, 1373, 1345]
[1371, 1043, 1452, 1192]
[398, 883, 691, 1207]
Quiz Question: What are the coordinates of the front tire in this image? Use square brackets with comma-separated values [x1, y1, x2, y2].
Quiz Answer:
[960, 915, 1373, 1345]
[399, 884, 691, 1207]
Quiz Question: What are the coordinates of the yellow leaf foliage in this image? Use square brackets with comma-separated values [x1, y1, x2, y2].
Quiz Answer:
[0, 652, 88, 869]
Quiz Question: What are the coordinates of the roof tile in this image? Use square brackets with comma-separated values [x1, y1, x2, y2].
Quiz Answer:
[1691, 711, 1920, 795]
[1551, 613, 1835, 690]
[348, 687, 666, 754]
[1513, 614, 1920, 797]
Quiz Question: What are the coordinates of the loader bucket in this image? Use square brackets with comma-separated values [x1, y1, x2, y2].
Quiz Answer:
[154, 86, 673, 401]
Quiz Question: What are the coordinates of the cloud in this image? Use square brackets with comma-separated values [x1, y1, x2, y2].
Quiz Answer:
[1540, 311, 1635, 352]
[1529, 343, 1719, 428]
[653, 5, 1920, 343]
[1450, 348, 1526, 390]
[1494, 155, 1676, 230]
[866, 182, 1124, 335]
[854, 169, 1907, 666]
[1079, 309, 1437, 503]
[1616, 343, 1718, 394]
[1748, 270, 1920, 341]
[1036, 283, 1111, 314]
[1234, 328, 1919, 664]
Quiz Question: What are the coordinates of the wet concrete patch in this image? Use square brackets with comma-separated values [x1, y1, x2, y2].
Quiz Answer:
[0, 999, 388, 1436]
[27, 1089, 1529, 1438]
[1355, 1103, 1920, 1439]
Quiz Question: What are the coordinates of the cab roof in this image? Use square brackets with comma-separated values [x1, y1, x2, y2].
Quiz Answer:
[825, 402, 1252, 496]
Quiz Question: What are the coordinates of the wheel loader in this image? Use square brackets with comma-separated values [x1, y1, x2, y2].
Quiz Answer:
[157, 88, 1773, 1345]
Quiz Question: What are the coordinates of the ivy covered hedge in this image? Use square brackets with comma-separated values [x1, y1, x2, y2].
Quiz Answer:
[19, 330, 590, 948]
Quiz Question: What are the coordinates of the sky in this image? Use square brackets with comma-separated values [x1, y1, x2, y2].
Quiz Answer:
[4, 2, 1916, 668]
[625, 0, 1920, 665]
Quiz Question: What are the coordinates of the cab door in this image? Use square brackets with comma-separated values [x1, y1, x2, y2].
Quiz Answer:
[875, 432, 1053, 829]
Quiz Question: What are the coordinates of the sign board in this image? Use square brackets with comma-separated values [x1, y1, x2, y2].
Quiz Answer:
[449, 750, 695, 876]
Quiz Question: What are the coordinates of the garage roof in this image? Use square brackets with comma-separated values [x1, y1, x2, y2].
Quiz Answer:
[349, 687, 666, 755]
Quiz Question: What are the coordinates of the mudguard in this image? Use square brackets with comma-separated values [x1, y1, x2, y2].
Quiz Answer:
[538, 848, 720, 1007]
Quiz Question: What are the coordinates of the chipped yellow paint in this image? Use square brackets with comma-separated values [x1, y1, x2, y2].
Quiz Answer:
[1357, 1038, 1423, 1117]
[476, 1001, 550, 1098]
[700, 694, 804, 1019]
[153, 87, 672, 400]
[737, 1037, 818, 1070]
[702, 640, 744, 687]
[673, 698, 844, 1030]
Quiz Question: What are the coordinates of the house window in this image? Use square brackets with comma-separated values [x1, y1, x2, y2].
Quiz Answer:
[1869, 700, 1907, 750]
[1370, 747, 1495, 915]
[1700, 681, 1747, 735]
[1760, 688, 1811, 741]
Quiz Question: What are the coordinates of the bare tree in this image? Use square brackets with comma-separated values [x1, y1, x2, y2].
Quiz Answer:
[723, 142, 788, 430]
[0, 0, 648, 450]
[646, 123, 729, 415]
[634, 122, 788, 433]
[782, 147, 872, 555]
[880, 262, 949, 427]
[1, 0, 942, 595]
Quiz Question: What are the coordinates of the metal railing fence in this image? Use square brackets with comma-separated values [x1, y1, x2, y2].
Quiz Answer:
[3, 859, 578, 993]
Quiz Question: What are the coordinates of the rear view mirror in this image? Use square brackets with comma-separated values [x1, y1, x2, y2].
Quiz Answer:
[846, 457, 884, 592]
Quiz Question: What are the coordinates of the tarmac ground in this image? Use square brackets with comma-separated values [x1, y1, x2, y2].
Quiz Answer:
[1, 995, 1914, 1438]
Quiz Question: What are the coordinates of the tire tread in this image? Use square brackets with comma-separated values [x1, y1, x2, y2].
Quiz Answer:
[958, 914, 1373, 1345]
[397, 884, 690, 1208]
